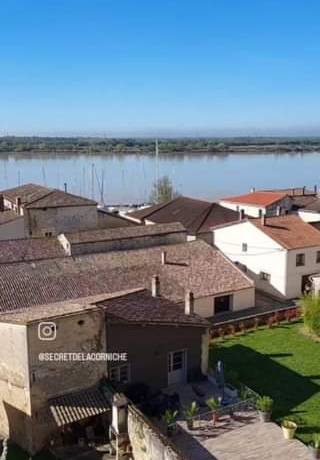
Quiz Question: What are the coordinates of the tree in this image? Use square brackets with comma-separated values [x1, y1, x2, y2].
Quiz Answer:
[301, 294, 320, 337]
[149, 176, 179, 204]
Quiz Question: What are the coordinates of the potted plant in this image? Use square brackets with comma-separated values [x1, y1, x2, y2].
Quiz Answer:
[309, 433, 320, 459]
[184, 401, 199, 430]
[281, 418, 298, 440]
[206, 397, 220, 425]
[256, 395, 273, 422]
[162, 409, 178, 437]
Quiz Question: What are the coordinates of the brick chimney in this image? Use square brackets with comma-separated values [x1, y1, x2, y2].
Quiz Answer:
[0, 194, 4, 212]
[161, 251, 167, 265]
[151, 275, 160, 297]
[185, 291, 194, 315]
[16, 196, 22, 215]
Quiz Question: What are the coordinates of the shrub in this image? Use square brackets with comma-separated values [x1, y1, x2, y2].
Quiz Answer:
[311, 433, 320, 449]
[301, 295, 320, 337]
[256, 395, 273, 413]
[162, 409, 178, 426]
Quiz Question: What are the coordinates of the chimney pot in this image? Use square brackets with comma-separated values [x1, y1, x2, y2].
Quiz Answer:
[250, 187, 255, 193]
[185, 290, 194, 315]
[151, 275, 160, 297]
[161, 251, 167, 265]
[64, 182, 68, 193]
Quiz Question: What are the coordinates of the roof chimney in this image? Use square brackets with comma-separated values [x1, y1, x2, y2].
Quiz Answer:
[161, 251, 167, 265]
[261, 214, 266, 226]
[303, 186, 306, 196]
[250, 187, 255, 193]
[276, 206, 281, 216]
[314, 185, 318, 194]
[0, 194, 4, 212]
[185, 291, 194, 315]
[151, 275, 160, 297]
[239, 209, 245, 221]
[64, 182, 68, 193]
[16, 196, 21, 215]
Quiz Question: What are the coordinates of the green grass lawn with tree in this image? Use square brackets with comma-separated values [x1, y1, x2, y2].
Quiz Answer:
[210, 320, 320, 444]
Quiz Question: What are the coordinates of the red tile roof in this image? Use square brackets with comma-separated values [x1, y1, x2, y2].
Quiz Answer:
[251, 215, 320, 249]
[221, 191, 289, 207]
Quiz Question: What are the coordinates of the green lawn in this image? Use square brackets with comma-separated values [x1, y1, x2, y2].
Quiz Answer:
[210, 321, 320, 444]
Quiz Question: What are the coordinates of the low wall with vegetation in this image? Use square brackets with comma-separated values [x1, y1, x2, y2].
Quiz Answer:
[128, 404, 186, 460]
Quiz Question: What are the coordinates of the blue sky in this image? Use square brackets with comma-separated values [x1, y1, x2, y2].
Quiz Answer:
[1, 0, 320, 136]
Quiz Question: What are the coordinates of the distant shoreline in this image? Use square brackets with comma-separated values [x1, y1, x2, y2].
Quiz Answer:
[0, 147, 320, 157]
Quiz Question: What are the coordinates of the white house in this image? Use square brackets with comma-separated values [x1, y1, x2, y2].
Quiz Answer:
[213, 214, 320, 299]
[219, 191, 292, 217]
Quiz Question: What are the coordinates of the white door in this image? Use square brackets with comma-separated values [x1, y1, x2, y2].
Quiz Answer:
[168, 350, 187, 386]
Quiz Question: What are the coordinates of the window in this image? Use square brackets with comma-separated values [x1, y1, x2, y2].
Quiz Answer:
[296, 253, 305, 267]
[242, 243, 248, 252]
[44, 231, 52, 238]
[317, 251, 320, 263]
[260, 271, 271, 281]
[109, 364, 131, 384]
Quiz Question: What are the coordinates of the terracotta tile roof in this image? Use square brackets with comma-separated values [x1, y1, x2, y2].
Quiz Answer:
[221, 191, 289, 207]
[64, 222, 186, 244]
[99, 289, 210, 327]
[0, 240, 253, 313]
[1, 183, 51, 205]
[26, 189, 96, 208]
[251, 215, 320, 249]
[0, 183, 96, 208]
[128, 196, 239, 235]
[262, 187, 317, 209]
[304, 198, 320, 212]
[0, 210, 22, 225]
[0, 288, 209, 328]
[0, 238, 65, 264]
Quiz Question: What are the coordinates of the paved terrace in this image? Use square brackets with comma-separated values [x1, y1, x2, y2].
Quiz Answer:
[173, 411, 309, 460]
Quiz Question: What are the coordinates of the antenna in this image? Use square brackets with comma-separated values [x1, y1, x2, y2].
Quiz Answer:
[155, 139, 159, 202]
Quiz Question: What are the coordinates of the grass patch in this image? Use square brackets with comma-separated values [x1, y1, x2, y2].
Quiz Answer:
[210, 321, 320, 444]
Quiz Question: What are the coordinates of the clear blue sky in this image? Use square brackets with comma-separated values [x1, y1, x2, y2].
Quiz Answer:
[1, 0, 320, 136]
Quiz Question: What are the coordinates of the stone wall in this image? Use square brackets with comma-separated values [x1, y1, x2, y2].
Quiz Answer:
[25, 205, 98, 237]
[66, 231, 187, 256]
[128, 405, 185, 460]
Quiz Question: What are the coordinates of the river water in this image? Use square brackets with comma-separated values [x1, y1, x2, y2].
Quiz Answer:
[0, 151, 318, 204]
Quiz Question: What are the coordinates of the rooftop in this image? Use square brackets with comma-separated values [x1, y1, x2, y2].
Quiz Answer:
[0, 210, 22, 225]
[0, 183, 97, 208]
[251, 214, 320, 249]
[64, 221, 186, 244]
[128, 196, 239, 235]
[0, 240, 253, 313]
[221, 191, 288, 207]
[0, 288, 209, 328]
[0, 238, 66, 264]
[304, 197, 320, 212]
[99, 289, 209, 327]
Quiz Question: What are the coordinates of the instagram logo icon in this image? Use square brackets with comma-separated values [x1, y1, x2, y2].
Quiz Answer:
[38, 322, 57, 341]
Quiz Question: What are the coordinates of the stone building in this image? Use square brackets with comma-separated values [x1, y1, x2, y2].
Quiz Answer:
[0, 288, 209, 454]
[0, 183, 98, 238]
